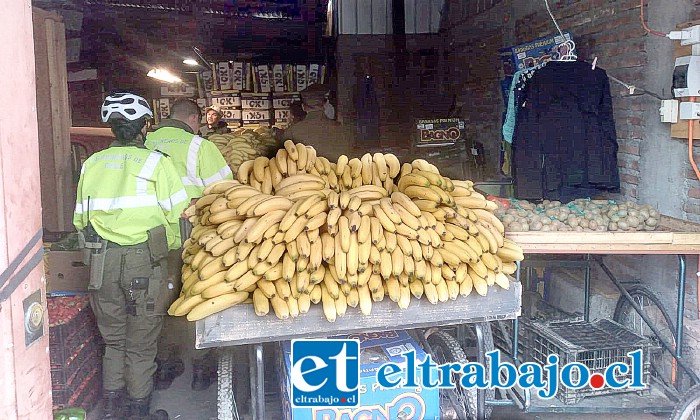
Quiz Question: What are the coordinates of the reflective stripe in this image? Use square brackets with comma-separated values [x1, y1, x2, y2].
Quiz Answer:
[203, 165, 233, 186]
[74, 195, 159, 214]
[185, 136, 204, 187]
[159, 188, 188, 212]
[135, 152, 162, 195]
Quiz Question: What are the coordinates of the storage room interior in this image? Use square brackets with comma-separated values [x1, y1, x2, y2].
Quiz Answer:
[3, 0, 700, 419]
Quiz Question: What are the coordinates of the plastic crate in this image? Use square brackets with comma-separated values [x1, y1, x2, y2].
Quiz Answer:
[49, 307, 99, 367]
[51, 339, 99, 388]
[526, 319, 652, 404]
[51, 356, 101, 410]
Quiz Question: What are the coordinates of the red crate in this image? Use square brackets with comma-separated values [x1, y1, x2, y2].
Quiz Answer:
[51, 357, 101, 411]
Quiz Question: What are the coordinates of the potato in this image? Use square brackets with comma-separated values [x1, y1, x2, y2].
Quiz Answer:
[509, 222, 524, 231]
[608, 222, 618, 231]
[530, 221, 543, 231]
[578, 219, 589, 229]
[649, 208, 660, 219]
[574, 226, 584, 232]
[645, 217, 658, 227]
[618, 220, 629, 231]
[566, 215, 580, 227]
[588, 219, 598, 229]
[541, 217, 552, 225]
[610, 214, 621, 223]
[502, 214, 516, 224]
[627, 216, 640, 228]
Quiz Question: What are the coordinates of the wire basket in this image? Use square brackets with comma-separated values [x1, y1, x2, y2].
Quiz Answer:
[527, 319, 652, 404]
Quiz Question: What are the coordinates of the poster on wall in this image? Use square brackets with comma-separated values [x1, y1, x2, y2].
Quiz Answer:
[415, 118, 465, 147]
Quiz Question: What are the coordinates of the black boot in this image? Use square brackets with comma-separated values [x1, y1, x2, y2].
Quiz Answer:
[102, 388, 126, 419]
[191, 358, 217, 391]
[154, 357, 185, 391]
[127, 395, 169, 420]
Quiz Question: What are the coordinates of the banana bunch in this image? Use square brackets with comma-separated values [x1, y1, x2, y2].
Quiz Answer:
[208, 127, 278, 175]
[170, 141, 525, 323]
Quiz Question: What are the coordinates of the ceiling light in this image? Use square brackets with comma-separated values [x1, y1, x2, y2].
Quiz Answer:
[183, 58, 199, 66]
[147, 68, 182, 84]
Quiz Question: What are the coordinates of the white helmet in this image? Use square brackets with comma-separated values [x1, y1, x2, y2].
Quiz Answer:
[101, 93, 153, 122]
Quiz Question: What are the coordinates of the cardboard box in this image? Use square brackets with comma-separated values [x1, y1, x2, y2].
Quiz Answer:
[500, 32, 574, 75]
[45, 250, 89, 293]
[273, 92, 301, 109]
[241, 93, 272, 110]
[279, 330, 440, 420]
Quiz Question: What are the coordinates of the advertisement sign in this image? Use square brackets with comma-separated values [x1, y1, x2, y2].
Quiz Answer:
[415, 118, 465, 147]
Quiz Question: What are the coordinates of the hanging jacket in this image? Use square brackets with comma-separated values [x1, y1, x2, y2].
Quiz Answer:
[73, 144, 188, 250]
[354, 76, 380, 146]
[146, 119, 233, 201]
[512, 61, 619, 201]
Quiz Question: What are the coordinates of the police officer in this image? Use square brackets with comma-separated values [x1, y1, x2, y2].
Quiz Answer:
[146, 98, 233, 391]
[198, 104, 231, 138]
[74, 93, 188, 420]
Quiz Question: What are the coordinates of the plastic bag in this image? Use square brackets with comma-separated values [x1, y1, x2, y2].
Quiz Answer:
[53, 407, 86, 420]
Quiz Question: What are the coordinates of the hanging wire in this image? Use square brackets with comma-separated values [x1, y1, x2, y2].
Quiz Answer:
[640, 0, 667, 37]
[544, 0, 565, 38]
[544, 0, 577, 61]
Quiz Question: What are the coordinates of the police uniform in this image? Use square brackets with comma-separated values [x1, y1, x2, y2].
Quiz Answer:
[74, 141, 188, 400]
[146, 119, 233, 201]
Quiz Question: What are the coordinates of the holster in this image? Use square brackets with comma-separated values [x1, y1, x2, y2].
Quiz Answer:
[146, 226, 178, 315]
[79, 230, 107, 291]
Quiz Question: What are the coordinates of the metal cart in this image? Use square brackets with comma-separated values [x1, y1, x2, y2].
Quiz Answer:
[196, 283, 522, 420]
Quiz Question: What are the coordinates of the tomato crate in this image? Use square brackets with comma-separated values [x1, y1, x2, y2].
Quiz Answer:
[526, 319, 652, 404]
[52, 363, 101, 411]
[48, 296, 100, 366]
[50, 339, 100, 388]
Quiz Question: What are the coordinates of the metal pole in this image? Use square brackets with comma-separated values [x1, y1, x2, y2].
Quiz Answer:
[512, 260, 521, 360]
[584, 254, 591, 322]
[676, 255, 687, 387]
[249, 344, 266, 419]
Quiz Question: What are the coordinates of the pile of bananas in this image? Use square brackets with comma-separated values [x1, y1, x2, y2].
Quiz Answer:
[169, 141, 525, 322]
[208, 127, 278, 174]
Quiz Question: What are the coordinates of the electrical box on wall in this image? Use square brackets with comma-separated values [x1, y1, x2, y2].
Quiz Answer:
[673, 56, 700, 97]
[660, 99, 679, 123]
[680, 102, 700, 120]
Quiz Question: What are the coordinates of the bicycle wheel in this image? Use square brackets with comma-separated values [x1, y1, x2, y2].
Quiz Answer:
[425, 329, 477, 420]
[612, 284, 682, 393]
[671, 384, 700, 420]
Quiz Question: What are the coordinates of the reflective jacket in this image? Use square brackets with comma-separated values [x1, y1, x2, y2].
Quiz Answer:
[73, 144, 188, 250]
[146, 119, 233, 200]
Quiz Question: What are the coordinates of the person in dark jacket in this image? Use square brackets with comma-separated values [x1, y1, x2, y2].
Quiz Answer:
[198, 105, 230, 138]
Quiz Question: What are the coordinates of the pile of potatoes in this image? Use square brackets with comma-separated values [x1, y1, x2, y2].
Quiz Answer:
[494, 199, 660, 232]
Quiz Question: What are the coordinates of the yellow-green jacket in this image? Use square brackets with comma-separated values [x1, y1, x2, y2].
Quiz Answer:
[73, 144, 188, 250]
[146, 119, 233, 201]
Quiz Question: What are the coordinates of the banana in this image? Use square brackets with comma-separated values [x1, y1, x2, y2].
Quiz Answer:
[358, 285, 372, 315]
[494, 272, 511, 290]
[208, 196, 229, 214]
[326, 207, 342, 231]
[441, 264, 456, 282]
[379, 250, 393, 280]
[370, 153, 387, 181]
[480, 252, 501, 272]
[384, 153, 401, 178]
[208, 209, 242, 225]
[321, 284, 337, 322]
[472, 208, 505, 235]
[361, 153, 373, 184]
[319, 232, 334, 262]
[397, 173, 431, 191]
[190, 270, 227, 296]
[270, 295, 290, 319]
[373, 205, 397, 233]
[413, 199, 439, 212]
[347, 232, 359, 276]
[309, 264, 325, 284]
[296, 231, 311, 259]
[250, 196, 292, 217]
[369, 244, 381, 266]
[236, 160, 255, 184]
[474, 222, 499, 254]
[245, 210, 286, 244]
[502, 261, 518, 275]
[481, 220, 505, 248]
[322, 269, 340, 299]
[338, 216, 351, 253]
[295, 143, 308, 170]
[472, 273, 488, 296]
[309, 239, 323, 272]
[232, 216, 261, 244]
[203, 180, 240, 196]
[371, 281, 385, 302]
[263, 262, 283, 281]
[423, 282, 438, 304]
[403, 254, 415, 276]
[391, 247, 404, 277]
[276, 149, 289, 175]
[334, 233, 348, 281]
[446, 279, 460, 300]
[298, 293, 312, 314]
[283, 140, 298, 160]
[266, 243, 286, 266]
[186, 292, 249, 321]
[496, 245, 524, 262]
[282, 214, 307, 243]
[295, 270, 310, 294]
[253, 288, 270, 316]
[384, 231, 398, 253]
[169, 294, 205, 317]
[209, 237, 236, 258]
[310, 283, 323, 304]
[327, 190, 340, 209]
[385, 277, 400, 302]
[336, 154, 349, 176]
[252, 156, 269, 182]
[339, 191, 351, 209]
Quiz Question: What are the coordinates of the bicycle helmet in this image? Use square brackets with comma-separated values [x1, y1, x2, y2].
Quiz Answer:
[101, 93, 153, 122]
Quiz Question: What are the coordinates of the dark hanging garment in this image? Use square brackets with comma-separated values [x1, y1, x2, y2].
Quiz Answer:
[512, 61, 620, 201]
